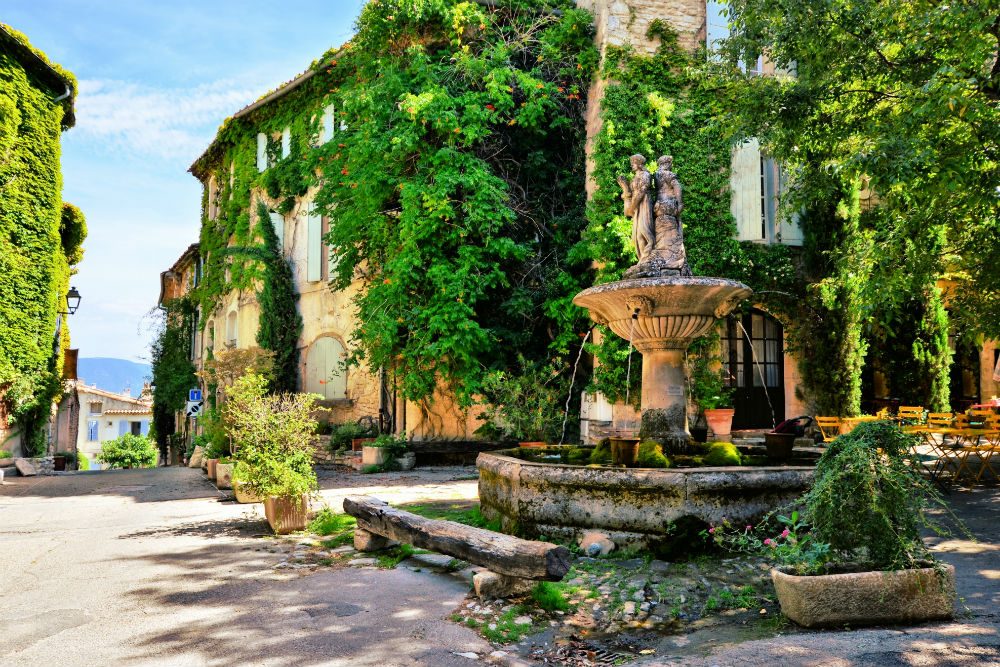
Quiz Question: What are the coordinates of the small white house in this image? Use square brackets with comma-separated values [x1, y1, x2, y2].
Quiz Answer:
[51, 382, 152, 469]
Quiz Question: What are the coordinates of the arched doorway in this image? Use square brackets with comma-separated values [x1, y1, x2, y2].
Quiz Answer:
[720, 309, 785, 429]
[304, 336, 347, 400]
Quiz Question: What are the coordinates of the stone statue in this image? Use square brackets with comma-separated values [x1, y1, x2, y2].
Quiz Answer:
[618, 153, 691, 278]
[617, 154, 655, 264]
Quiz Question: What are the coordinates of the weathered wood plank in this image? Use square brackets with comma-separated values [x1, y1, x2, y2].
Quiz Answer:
[343, 496, 570, 581]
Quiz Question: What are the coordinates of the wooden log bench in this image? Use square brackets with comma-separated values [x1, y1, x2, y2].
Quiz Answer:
[343, 495, 571, 598]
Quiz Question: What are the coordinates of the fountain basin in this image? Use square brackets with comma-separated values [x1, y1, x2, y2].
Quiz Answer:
[478, 448, 814, 546]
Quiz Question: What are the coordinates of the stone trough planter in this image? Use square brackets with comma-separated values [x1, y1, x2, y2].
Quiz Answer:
[771, 563, 955, 628]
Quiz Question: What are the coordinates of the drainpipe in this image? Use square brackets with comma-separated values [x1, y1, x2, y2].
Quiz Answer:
[53, 84, 71, 103]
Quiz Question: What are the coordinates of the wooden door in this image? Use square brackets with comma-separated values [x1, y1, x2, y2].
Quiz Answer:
[721, 310, 785, 429]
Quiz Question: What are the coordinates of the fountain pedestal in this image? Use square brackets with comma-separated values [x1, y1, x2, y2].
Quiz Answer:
[574, 276, 752, 452]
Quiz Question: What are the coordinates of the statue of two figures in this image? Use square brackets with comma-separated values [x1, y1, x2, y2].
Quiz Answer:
[617, 154, 692, 278]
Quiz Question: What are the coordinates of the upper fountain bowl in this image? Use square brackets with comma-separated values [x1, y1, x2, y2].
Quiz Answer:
[573, 276, 752, 351]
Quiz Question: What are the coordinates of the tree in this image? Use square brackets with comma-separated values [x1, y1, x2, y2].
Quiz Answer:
[721, 0, 1000, 339]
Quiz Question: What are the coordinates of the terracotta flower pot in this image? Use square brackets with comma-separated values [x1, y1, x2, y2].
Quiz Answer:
[264, 495, 310, 534]
[352, 437, 376, 452]
[764, 432, 796, 460]
[704, 408, 735, 442]
[610, 438, 640, 467]
[233, 480, 262, 504]
[206, 458, 218, 480]
[518, 441, 548, 449]
[771, 564, 955, 628]
[215, 462, 233, 489]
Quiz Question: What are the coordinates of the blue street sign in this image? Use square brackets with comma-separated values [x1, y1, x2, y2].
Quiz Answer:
[189, 388, 203, 402]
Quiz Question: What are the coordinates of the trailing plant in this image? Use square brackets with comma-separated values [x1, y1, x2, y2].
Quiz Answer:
[98, 434, 158, 469]
[803, 421, 951, 571]
[0, 27, 84, 455]
[227, 372, 319, 499]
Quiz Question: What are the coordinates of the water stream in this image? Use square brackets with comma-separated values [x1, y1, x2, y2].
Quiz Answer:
[624, 309, 639, 405]
[559, 327, 593, 445]
[736, 319, 777, 429]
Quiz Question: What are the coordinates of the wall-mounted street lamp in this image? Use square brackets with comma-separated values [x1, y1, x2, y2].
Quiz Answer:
[61, 286, 82, 315]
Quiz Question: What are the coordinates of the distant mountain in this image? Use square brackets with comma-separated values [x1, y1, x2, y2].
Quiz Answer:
[77, 358, 152, 397]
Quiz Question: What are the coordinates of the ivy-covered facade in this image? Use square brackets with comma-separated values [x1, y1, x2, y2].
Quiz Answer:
[0, 24, 86, 456]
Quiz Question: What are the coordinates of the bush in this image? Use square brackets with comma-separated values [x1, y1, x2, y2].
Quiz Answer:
[98, 434, 158, 469]
[803, 421, 948, 570]
[565, 447, 591, 464]
[636, 440, 671, 468]
[589, 438, 612, 464]
[703, 442, 742, 466]
[0, 450, 12, 458]
[57, 451, 76, 465]
[329, 421, 372, 452]
[227, 373, 319, 500]
[77, 452, 90, 470]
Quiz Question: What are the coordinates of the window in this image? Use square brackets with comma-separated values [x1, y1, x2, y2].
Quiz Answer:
[304, 337, 348, 400]
[321, 104, 335, 144]
[269, 210, 285, 252]
[88, 401, 103, 415]
[281, 126, 291, 159]
[130, 421, 142, 436]
[256, 133, 268, 172]
[207, 175, 219, 220]
[226, 310, 238, 348]
[731, 141, 802, 245]
[87, 420, 98, 441]
[306, 202, 323, 282]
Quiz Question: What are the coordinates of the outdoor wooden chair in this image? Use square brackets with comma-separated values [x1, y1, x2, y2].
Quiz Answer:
[971, 415, 1000, 483]
[815, 416, 841, 442]
[911, 413, 956, 481]
[897, 406, 926, 425]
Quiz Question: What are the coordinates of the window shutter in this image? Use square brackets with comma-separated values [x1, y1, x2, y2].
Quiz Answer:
[140, 420, 150, 436]
[256, 133, 268, 172]
[118, 420, 128, 436]
[322, 104, 335, 144]
[281, 127, 291, 158]
[307, 203, 323, 282]
[731, 139, 764, 241]
[269, 211, 284, 252]
[88, 420, 98, 441]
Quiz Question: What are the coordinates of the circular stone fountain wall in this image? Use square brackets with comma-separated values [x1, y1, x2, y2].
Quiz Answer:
[477, 449, 814, 546]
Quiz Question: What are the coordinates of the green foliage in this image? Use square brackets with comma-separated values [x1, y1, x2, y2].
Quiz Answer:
[479, 355, 568, 442]
[804, 421, 948, 570]
[531, 581, 571, 612]
[308, 507, 357, 536]
[635, 440, 671, 468]
[0, 33, 83, 454]
[227, 373, 319, 499]
[589, 438, 611, 464]
[98, 434, 158, 469]
[702, 441, 742, 467]
[578, 24, 796, 402]
[687, 333, 733, 412]
[253, 202, 302, 393]
[59, 203, 86, 265]
[77, 451, 89, 470]
[150, 302, 197, 449]
[329, 421, 374, 452]
[0, 449, 11, 458]
[723, 0, 1000, 343]
[564, 446, 591, 464]
[705, 511, 832, 575]
[401, 501, 500, 531]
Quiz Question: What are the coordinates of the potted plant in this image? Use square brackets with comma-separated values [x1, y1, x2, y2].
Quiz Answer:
[707, 421, 958, 628]
[478, 355, 566, 447]
[53, 453, 67, 471]
[688, 335, 735, 442]
[226, 373, 319, 533]
[362, 433, 414, 469]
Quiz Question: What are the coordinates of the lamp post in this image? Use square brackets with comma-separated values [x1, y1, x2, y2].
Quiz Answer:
[64, 286, 81, 315]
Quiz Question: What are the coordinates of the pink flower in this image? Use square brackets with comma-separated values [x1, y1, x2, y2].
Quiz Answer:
[708, 527, 715, 534]
[764, 538, 775, 547]
[746, 525, 752, 531]
[781, 528, 790, 538]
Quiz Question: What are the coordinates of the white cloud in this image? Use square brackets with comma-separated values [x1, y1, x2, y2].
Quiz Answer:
[73, 78, 262, 162]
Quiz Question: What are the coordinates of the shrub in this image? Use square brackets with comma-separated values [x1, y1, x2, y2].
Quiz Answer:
[330, 421, 373, 452]
[77, 452, 90, 470]
[635, 440, 671, 468]
[0, 450, 12, 458]
[703, 442, 742, 466]
[565, 447, 591, 464]
[803, 421, 949, 570]
[589, 438, 612, 464]
[98, 434, 158, 469]
[227, 373, 319, 500]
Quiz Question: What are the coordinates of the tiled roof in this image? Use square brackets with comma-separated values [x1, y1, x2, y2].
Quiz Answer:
[102, 408, 152, 416]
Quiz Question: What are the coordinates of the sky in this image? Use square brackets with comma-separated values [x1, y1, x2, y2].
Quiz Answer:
[4, 0, 366, 362]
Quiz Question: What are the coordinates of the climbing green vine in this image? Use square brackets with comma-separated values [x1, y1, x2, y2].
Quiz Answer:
[0, 26, 83, 454]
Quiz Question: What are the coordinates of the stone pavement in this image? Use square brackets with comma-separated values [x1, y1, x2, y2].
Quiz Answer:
[0, 466, 487, 667]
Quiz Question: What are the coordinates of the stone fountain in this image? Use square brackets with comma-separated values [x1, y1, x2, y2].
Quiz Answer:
[573, 154, 751, 450]
[476, 154, 814, 546]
